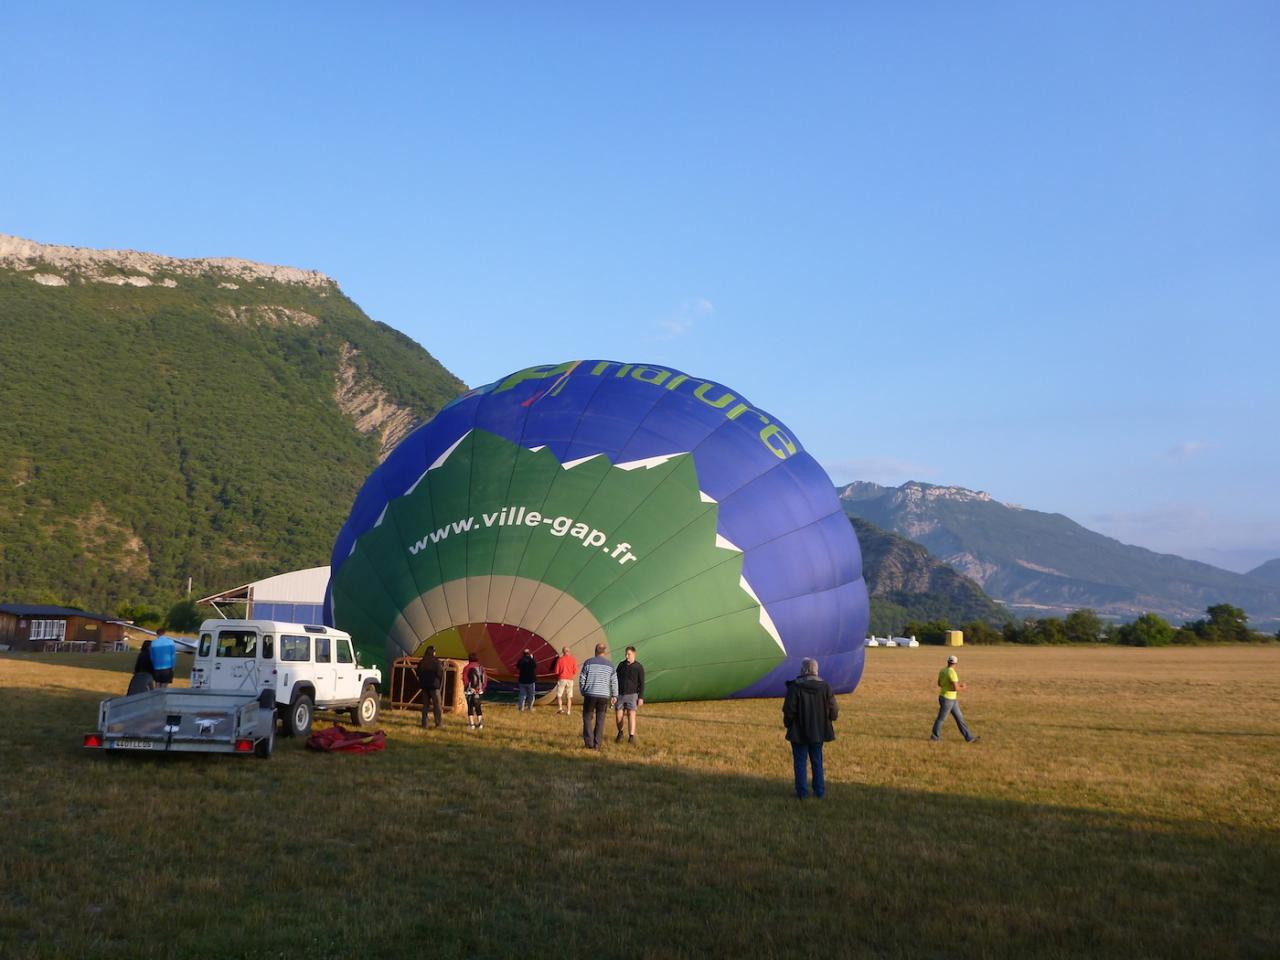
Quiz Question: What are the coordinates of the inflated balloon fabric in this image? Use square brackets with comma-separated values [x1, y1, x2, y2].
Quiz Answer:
[327, 361, 868, 700]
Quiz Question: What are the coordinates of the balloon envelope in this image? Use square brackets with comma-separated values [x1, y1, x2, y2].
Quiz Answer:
[327, 360, 868, 700]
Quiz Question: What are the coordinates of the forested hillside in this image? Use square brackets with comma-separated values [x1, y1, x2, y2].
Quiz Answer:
[0, 237, 464, 613]
[851, 517, 1007, 634]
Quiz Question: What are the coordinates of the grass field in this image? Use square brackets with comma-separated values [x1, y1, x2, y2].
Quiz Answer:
[1, 646, 1277, 959]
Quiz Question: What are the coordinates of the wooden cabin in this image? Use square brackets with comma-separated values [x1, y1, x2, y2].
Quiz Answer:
[0, 604, 129, 652]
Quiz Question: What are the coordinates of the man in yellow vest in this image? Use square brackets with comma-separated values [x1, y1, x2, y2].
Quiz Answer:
[931, 654, 980, 742]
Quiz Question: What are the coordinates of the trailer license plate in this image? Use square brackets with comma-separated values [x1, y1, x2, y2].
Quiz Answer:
[112, 738, 154, 750]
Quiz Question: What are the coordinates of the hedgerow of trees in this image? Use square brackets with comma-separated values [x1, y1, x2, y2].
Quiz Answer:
[902, 603, 1276, 646]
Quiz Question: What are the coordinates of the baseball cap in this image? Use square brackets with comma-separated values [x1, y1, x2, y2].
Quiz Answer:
[947, 655, 958, 663]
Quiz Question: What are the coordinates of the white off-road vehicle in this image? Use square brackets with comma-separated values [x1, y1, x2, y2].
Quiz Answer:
[190, 619, 381, 738]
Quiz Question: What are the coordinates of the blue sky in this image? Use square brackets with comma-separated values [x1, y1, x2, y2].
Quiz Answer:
[3, 2, 1277, 571]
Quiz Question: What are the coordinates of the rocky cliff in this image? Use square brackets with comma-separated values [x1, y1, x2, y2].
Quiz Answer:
[851, 516, 1007, 633]
[0, 233, 333, 288]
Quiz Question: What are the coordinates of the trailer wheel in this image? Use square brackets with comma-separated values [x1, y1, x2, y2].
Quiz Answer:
[287, 694, 314, 738]
[350, 685, 379, 727]
[254, 722, 275, 759]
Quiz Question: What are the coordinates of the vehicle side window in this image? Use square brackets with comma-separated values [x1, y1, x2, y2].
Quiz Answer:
[281, 634, 310, 662]
[217, 630, 257, 657]
[261, 635, 274, 659]
[198, 633, 212, 657]
[336, 639, 353, 664]
[315, 636, 331, 663]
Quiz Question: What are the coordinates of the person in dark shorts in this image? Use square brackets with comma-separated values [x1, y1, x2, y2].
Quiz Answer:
[614, 645, 645, 744]
[463, 653, 487, 730]
[417, 645, 444, 729]
[149, 629, 176, 687]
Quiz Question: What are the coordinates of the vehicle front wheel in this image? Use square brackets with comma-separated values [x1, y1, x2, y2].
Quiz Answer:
[350, 685, 379, 726]
[287, 694, 314, 738]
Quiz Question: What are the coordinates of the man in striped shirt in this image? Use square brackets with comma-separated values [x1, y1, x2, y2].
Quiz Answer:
[578, 642, 617, 749]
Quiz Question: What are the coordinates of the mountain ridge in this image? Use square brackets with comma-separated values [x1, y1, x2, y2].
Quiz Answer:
[0, 234, 464, 612]
[1247, 558, 1280, 587]
[0, 233, 333, 288]
[839, 480, 1280, 627]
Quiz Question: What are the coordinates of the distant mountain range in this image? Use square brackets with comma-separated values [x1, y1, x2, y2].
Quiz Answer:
[1246, 558, 1280, 588]
[840, 481, 1280, 628]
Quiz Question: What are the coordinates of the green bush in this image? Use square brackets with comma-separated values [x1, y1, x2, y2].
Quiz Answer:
[1117, 613, 1175, 647]
[164, 599, 204, 632]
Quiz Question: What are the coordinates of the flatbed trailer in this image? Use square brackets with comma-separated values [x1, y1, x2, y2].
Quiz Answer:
[84, 687, 276, 758]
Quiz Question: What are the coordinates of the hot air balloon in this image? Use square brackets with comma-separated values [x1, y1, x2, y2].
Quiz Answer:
[326, 360, 867, 701]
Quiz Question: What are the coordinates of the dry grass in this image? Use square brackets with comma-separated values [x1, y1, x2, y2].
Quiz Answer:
[0, 646, 1277, 959]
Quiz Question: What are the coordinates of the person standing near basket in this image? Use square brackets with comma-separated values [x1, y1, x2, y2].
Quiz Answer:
[417, 645, 444, 729]
[516, 648, 538, 712]
[553, 645, 579, 714]
[463, 653, 487, 730]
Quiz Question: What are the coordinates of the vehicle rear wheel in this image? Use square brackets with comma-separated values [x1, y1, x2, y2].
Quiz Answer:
[254, 722, 274, 759]
[287, 694, 313, 738]
[350, 685, 379, 726]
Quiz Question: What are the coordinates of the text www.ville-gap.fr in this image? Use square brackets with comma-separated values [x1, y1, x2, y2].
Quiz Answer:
[406, 506, 637, 565]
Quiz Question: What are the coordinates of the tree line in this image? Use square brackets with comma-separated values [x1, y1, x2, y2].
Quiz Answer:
[115, 599, 205, 632]
[903, 604, 1278, 647]
[126, 599, 1278, 644]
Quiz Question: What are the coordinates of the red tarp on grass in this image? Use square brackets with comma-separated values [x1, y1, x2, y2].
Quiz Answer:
[305, 725, 386, 753]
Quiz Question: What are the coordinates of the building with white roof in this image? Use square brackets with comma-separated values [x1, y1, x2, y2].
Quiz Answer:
[198, 566, 329, 623]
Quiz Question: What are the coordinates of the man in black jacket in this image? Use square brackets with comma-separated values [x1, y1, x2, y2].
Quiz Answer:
[614, 645, 645, 744]
[516, 648, 539, 711]
[127, 639, 156, 695]
[782, 658, 839, 799]
[417, 645, 444, 729]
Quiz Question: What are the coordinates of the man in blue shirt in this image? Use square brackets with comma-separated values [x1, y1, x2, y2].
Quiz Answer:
[150, 629, 177, 687]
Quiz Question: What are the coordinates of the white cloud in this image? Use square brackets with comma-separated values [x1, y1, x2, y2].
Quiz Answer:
[657, 318, 692, 339]
[655, 297, 714, 340]
[1166, 441, 1207, 461]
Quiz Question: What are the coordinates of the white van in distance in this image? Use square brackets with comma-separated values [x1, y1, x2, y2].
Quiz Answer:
[190, 619, 381, 737]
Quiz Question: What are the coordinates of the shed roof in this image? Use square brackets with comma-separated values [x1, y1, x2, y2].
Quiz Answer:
[199, 566, 329, 605]
[0, 604, 115, 621]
